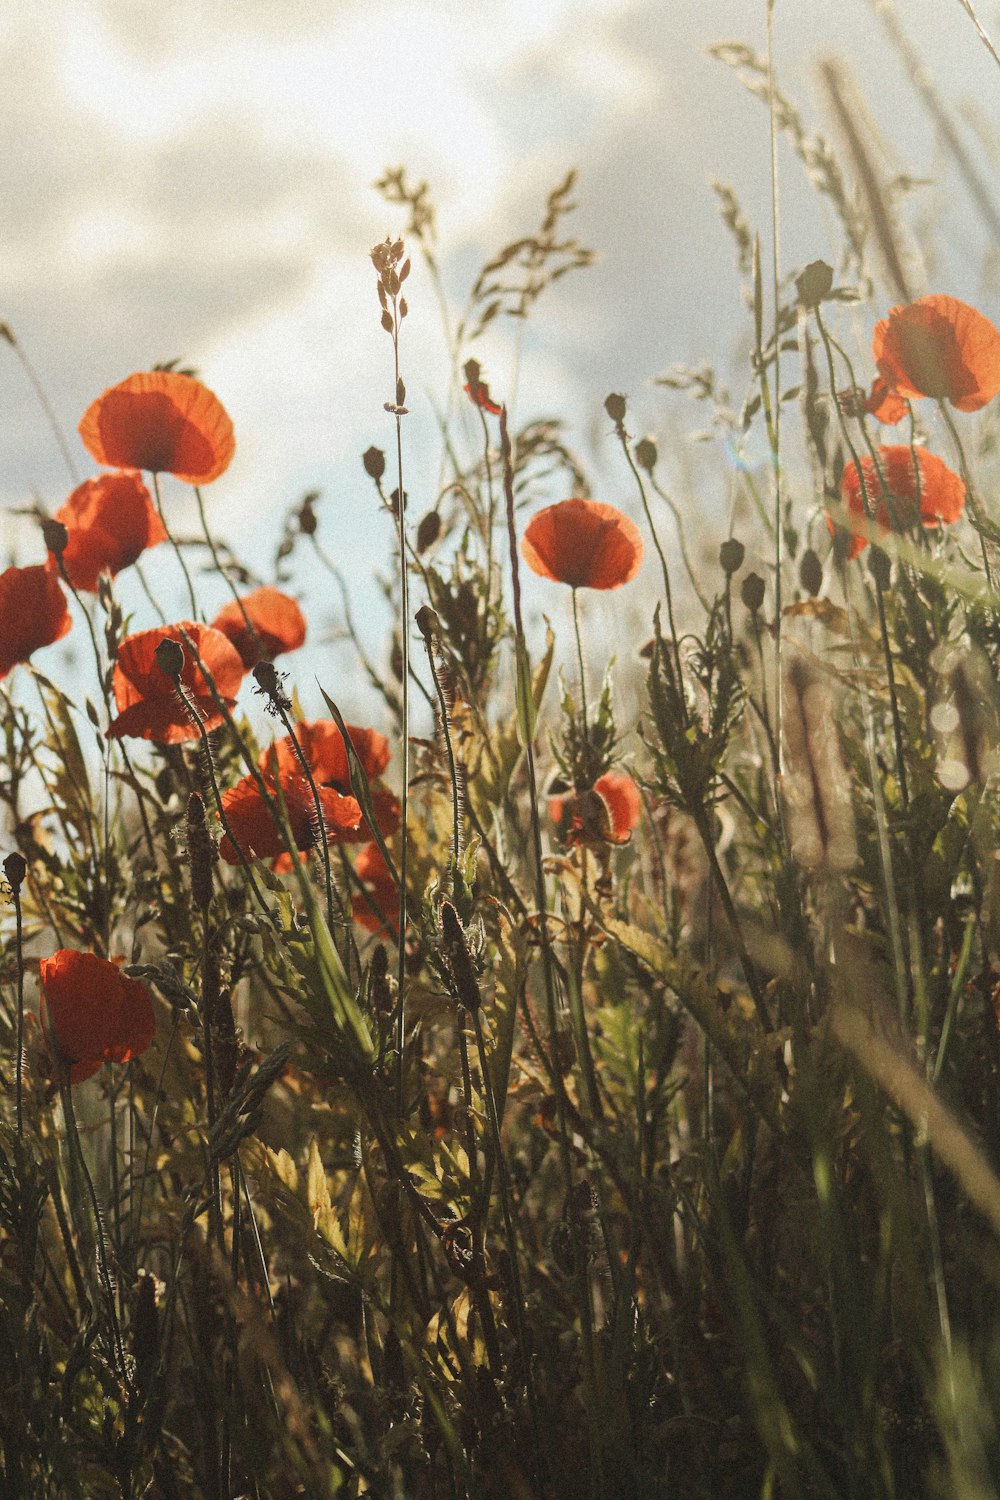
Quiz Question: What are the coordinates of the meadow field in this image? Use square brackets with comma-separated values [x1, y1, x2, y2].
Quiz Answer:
[6, 5, 1000, 1497]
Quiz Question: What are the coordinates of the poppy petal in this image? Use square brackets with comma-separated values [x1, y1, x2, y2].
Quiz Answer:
[0, 566, 72, 680]
[521, 498, 643, 590]
[79, 370, 235, 484]
[49, 471, 167, 591]
[873, 295, 1000, 412]
[211, 587, 307, 669]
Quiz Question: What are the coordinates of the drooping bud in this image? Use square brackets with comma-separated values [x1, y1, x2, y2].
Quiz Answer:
[741, 572, 766, 613]
[154, 638, 184, 679]
[720, 538, 745, 576]
[3, 852, 27, 893]
[604, 392, 627, 425]
[363, 446, 386, 482]
[41, 518, 69, 557]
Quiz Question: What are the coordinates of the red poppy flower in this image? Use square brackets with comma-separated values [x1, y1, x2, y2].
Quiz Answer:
[260, 720, 398, 843]
[549, 771, 642, 847]
[107, 622, 245, 743]
[210, 587, 307, 670]
[78, 370, 235, 484]
[217, 772, 361, 865]
[521, 499, 643, 590]
[47, 471, 167, 592]
[352, 842, 400, 935]
[872, 294, 1000, 413]
[831, 445, 967, 560]
[0, 566, 71, 680]
[40, 949, 155, 1084]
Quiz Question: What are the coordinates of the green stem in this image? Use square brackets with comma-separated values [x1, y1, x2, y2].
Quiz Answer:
[152, 471, 199, 618]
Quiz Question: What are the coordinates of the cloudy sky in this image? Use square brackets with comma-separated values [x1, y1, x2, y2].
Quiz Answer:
[3, 0, 999, 714]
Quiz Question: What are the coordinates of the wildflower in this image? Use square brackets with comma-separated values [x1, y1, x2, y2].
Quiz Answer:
[107, 622, 244, 743]
[838, 379, 907, 426]
[549, 771, 642, 847]
[831, 445, 966, 559]
[78, 370, 235, 484]
[872, 294, 1000, 412]
[352, 842, 400, 935]
[210, 586, 307, 670]
[463, 359, 502, 415]
[261, 719, 399, 843]
[0, 566, 71, 680]
[47, 471, 167, 591]
[217, 772, 361, 865]
[521, 498, 643, 590]
[40, 949, 155, 1084]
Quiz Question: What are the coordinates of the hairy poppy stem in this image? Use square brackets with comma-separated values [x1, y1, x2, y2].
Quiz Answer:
[814, 307, 910, 811]
[571, 587, 588, 742]
[166, 645, 274, 924]
[3, 853, 26, 1140]
[61, 1076, 131, 1391]
[417, 610, 462, 898]
[609, 408, 687, 726]
[268, 691, 346, 954]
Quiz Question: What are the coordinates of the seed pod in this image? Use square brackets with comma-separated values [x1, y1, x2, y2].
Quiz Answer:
[363, 446, 386, 482]
[604, 392, 627, 424]
[799, 548, 823, 597]
[154, 638, 184, 679]
[720, 538, 745, 576]
[741, 571, 766, 612]
[416, 510, 442, 553]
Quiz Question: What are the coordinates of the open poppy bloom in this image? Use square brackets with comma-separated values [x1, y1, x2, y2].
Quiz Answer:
[352, 842, 400, 935]
[549, 771, 643, 847]
[261, 720, 399, 843]
[47, 471, 167, 591]
[521, 499, 643, 589]
[78, 370, 235, 484]
[217, 771, 362, 865]
[872, 294, 1000, 412]
[830, 445, 967, 560]
[107, 622, 245, 743]
[0, 566, 71, 680]
[210, 587, 307, 670]
[40, 949, 155, 1084]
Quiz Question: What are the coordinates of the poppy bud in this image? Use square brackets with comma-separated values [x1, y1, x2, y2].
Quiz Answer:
[41, 518, 69, 557]
[415, 605, 439, 642]
[363, 446, 386, 482]
[154, 638, 184, 679]
[298, 494, 318, 536]
[634, 437, 657, 473]
[370, 942, 391, 1016]
[416, 510, 442, 553]
[741, 572, 766, 613]
[604, 392, 627, 425]
[720, 538, 745, 576]
[795, 260, 834, 308]
[800, 549, 823, 597]
[3, 852, 27, 892]
[868, 546, 891, 591]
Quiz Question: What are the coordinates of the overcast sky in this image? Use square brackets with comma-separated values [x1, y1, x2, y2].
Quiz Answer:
[3, 0, 999, 717]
